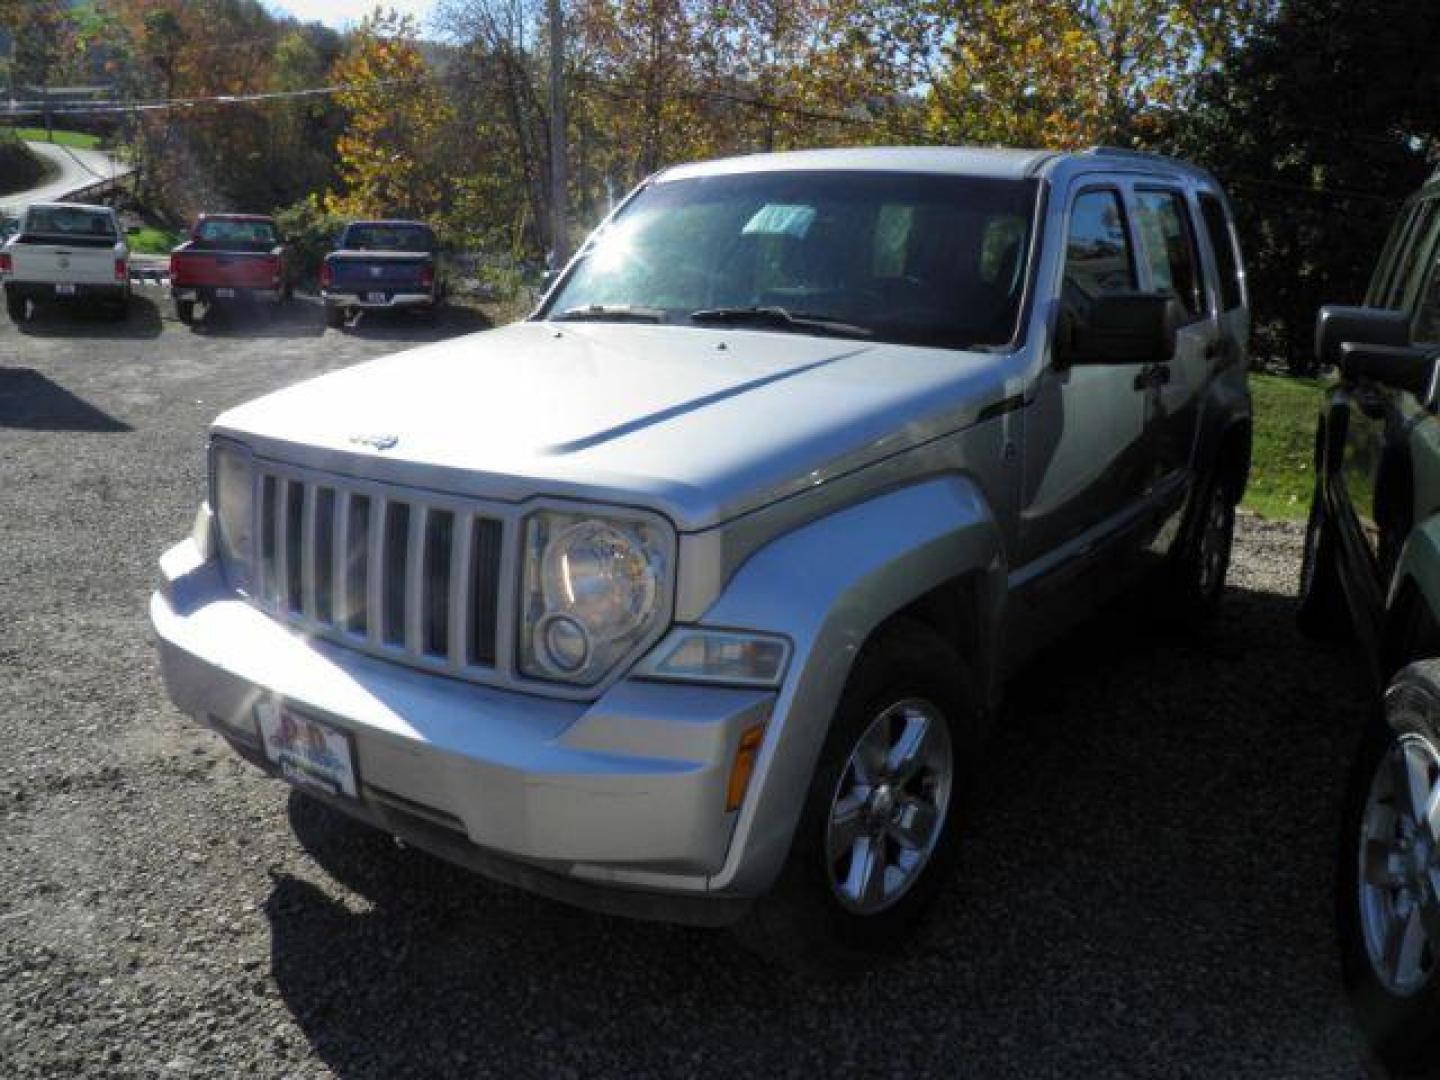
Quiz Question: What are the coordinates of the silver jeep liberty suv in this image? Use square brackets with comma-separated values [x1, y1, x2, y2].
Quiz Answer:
[151, 146, 1252, 962]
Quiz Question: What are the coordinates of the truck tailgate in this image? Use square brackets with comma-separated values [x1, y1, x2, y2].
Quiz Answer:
[9, 241, 120, 285]
[171, 248, 280, 288]
[327, 252, 431, 291]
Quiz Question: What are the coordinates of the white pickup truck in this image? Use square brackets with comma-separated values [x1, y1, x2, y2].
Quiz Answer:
[1, 202, 130, 322]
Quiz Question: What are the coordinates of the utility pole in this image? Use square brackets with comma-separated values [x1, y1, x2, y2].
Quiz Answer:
[547, 0, 568, 268]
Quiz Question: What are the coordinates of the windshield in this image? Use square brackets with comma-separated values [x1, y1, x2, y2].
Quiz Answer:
[344, 223, 435, 252]
[543, 171, 1039, 349]
[23, 206, 116, 240]
[195, 218, 277, 247]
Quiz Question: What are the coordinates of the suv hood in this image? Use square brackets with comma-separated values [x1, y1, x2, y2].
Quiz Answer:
[215, 322, 1015, 530]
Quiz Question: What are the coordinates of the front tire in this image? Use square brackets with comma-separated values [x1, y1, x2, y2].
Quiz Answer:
[1298, 480, 1351, 641]
[736, 619, 976, 970]
[1339, 662, 1440, 1077]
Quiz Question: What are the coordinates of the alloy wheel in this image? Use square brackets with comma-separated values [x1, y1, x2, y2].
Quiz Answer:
[1359, 734, 1440, 996]
[826, 698, 953, 914]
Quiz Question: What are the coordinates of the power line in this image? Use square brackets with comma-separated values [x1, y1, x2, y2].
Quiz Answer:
[1, 77, 424, 116]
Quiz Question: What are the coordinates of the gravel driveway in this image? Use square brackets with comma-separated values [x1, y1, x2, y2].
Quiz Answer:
[0, 291, 1373, 1078]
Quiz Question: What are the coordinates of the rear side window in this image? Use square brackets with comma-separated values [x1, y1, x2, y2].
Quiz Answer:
[1133, 189, 1206, 319]
[1064, 190, 1136, 303]
[1199, 194, 1243, 311]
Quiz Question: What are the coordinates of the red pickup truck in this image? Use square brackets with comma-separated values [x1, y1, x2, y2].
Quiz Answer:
[169, 214, 291, 324]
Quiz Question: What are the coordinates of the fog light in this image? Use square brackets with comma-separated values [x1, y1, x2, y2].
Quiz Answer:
[540, 614, 590, 673]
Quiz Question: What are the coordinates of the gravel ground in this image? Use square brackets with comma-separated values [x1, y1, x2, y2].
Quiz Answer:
[1, 291, 1374, 1078]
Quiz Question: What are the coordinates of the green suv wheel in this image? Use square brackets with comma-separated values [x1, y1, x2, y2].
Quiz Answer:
[1339, 662, 1440, 1077]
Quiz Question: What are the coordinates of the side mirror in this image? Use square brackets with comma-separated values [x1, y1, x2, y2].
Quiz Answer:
[1062, 292, 1178, 366]
[1315, 305, 1410, 370]
[1337, 341, 1440, 401]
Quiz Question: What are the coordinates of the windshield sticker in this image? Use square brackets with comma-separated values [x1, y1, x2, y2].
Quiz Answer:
[742, 204, 817, 239]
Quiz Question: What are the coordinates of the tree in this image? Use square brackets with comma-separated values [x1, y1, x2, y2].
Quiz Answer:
[1172, 0, 1440, 370]
[328, 9, 456, 219]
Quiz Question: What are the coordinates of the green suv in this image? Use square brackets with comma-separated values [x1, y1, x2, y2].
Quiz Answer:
[1300, 183, 1440, 1075]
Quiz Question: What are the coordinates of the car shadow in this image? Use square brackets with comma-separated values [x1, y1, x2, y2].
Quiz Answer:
[335, 304, 495, 344]
[182, 300, 326, 340]
[11, 294, 163, 340]
[264, 576, 1374, 1078]
[0, 366, 131, 431]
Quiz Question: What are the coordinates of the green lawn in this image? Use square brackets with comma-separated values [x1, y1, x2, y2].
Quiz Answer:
[126, 227, 183, 255]
[12, 127, 103, 149]
[1246, 372, 1324, 520]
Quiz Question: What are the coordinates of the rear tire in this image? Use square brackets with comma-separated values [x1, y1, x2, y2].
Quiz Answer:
[175, 299, 196, 325]
[1165, 471, 1236, 621]
[735, 619, 976, 972]
[1338, 662, 1440, 1077]
[324, 305, 345, 330]
[1298, 480, 1351, 641]
[6, 291, 27, 323]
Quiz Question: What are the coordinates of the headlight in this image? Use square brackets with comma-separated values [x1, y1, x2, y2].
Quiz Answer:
[209, 438, 255, 594]
[519, 510, 671, 685]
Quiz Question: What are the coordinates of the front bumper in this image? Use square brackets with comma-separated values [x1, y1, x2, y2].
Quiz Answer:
[322, 289, 433, 310]
[150, 538, 772, 923]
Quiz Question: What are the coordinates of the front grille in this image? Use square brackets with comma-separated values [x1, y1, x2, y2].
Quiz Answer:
[254, 469, 504, 676]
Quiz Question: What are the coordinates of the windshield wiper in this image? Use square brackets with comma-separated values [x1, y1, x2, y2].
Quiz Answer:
[688, 305, 872, 339]
[552, 304, 665, 324]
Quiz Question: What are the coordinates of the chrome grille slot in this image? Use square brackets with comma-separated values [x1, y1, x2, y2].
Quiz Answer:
[252, 466, 506, 683]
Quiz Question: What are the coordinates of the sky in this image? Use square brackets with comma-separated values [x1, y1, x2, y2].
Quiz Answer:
[266, 1, 437, 31]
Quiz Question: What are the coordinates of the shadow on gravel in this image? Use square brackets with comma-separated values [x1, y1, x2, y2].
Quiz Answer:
[264, 580, 1374, 1078]
[11, 295, 163, 339]
[0, 367, 131, 431]
[335, 304, 495, 345]
[180, 301, 325, 339]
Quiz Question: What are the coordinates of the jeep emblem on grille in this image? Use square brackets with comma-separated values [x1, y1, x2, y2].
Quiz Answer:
[350, 433, 399, 451]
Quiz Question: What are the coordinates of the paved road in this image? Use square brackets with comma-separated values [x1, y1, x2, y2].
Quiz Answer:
[0, 293, 1376, 1077]
[1, 140, 133, 214]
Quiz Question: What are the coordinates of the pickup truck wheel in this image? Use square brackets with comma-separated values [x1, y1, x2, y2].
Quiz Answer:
[175, 299, 196, 325]
[1298, 480, 1351, 641]
[1166, 473, 1235, 620]
[1339, 662, 1440, 1077]
[324, 305, 346, 330]
[736, 619, 975, 970]
[6, 292, 27, 323]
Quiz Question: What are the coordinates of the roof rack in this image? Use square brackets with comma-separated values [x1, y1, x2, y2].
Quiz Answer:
[1084, 145, 1208, 175]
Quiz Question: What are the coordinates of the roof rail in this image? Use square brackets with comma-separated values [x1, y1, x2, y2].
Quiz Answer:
[1084, 145, 1208, 175]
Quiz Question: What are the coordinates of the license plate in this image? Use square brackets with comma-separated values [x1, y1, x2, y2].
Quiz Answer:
[216, 288, 236, 299]
[54, 284, 76, 296]
[256, 701, 358, 799]
[365, 291, 386, 303]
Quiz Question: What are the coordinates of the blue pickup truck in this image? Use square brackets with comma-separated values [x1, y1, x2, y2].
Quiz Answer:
[320, 220, 445, 329]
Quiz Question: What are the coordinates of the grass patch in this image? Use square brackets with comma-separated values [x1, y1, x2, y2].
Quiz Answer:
[126, 227, 183, 255]
[12, 127, 102, 150]
[1246, 372, 1325, 520]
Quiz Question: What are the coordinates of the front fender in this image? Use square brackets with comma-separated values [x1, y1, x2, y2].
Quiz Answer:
[698, 474, 1006, 895]
[1391, 513, 1440, 627]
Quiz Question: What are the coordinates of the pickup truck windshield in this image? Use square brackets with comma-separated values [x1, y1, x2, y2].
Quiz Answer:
[22, 206, 116, 241]
[195, 219, 277, 247]
[344, 224, 435, 252]
[545, 171, 1039, 349]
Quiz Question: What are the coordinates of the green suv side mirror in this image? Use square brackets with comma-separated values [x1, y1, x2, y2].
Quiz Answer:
[1337, 341, 1440, 404]
[1315, 305, 1411, 370]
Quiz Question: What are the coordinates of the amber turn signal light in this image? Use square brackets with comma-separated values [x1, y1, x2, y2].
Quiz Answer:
[726, 724, 766, 812]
